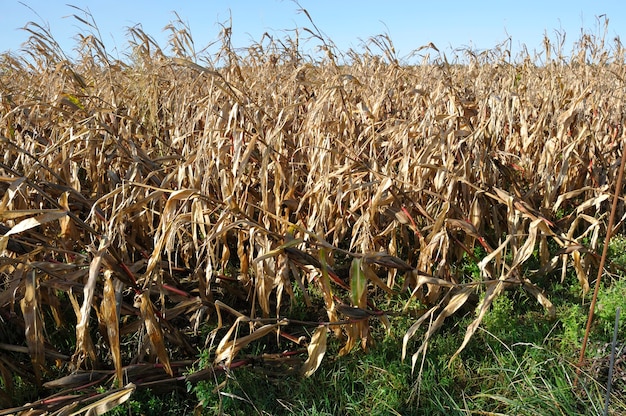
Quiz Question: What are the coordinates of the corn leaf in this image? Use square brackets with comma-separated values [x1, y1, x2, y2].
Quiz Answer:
[139, 292, 173, 376]
[20, 270, 45, 386]
[301, 326, 327, 377]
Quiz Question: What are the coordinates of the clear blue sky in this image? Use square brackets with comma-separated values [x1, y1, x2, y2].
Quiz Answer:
[1, 1, 625, 62]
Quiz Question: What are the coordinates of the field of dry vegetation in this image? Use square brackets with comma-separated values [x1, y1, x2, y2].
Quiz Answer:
[1, 10, 625, 414]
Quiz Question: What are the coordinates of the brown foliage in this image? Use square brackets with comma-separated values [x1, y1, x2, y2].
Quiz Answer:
[0, 10, 625, 412]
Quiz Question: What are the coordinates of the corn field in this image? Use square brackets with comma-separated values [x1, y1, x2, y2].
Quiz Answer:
[0, 12, 625, 414]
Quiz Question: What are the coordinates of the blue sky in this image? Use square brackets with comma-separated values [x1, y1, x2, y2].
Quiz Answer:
[1, 1, 625, 62]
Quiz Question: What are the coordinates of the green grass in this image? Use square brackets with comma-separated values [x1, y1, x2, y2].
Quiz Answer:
[186, 315, 415, 415]
[88, 236, 626, 415]
[103, 388, 195, 416]
[100, 304, 619, 416]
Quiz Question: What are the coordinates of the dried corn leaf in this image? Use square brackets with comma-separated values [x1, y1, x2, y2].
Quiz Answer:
[450, 280, 505, 363]
[510, 218, 552, 271]
[406, 271, 457, 307]
[252, 238, 304, 263]
[43, 371, 110, 389]
[317, 248, 334, 309]
[379, 313, 392, 336]
[318, 248, 340, 334]
[574, 194, 611, 215]
[338, 320, 363, 356]
[0, 208, 66, 220]
[571, 249, 590, 295]
[446, 218, 492, 251]
[138, 292, 173, 376]
[478, 235, 512, 279]
[214, 320, 283, 366]
[0, 177, 26, 212]
[301, 326, 327, 377]
[73, 238, 109, 369]
[336, 304, 375, 319]
[522, 279, 556, 318]
[58, 192, 77, 240]
[67, 383, 135, 416]
[402, 306, 437, 361]
[20, 270, 45, 386]
[144, 188, 198, 281]
[0, 210, 67, 253]
[553, 186, 599, 212]
[101, 271, 123, 385]
[361, 259, 395, 295]
[405, 287, 473, 373]
[364, 252, 414, 272]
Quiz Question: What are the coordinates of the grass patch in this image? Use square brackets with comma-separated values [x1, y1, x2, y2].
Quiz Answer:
[157, 287, 624, 415]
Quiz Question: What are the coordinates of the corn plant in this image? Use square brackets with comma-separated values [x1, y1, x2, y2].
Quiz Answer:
[0, 8, 624, 414]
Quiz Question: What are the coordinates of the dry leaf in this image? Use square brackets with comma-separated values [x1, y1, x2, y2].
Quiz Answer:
[523, 279, 556, 319]
[67, 383, 136, 416]
[301, 326, 327, 377]
[102, 271, 123, 385]
[450, 281, 505, 364]
[0, 210, 67, 252]
[139, 292, 173, 376]
[404, 287, 473, 373]
[20, 269, 45, 386]
[73, 237, 109, 370]
[214, 319, 284, 367]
